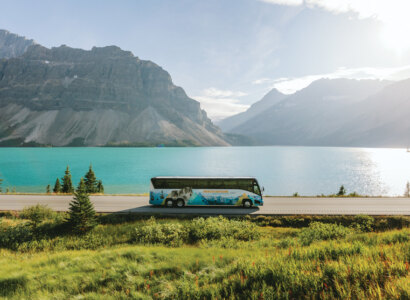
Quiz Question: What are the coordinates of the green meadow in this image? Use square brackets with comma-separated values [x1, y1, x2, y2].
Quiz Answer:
[0, 212, 409, 299]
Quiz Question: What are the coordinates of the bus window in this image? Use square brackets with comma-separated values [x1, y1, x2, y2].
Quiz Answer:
[253, 181, 261, 195]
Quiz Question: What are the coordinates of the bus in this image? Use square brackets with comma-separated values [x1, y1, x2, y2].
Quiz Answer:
[149, 177, 263, 208]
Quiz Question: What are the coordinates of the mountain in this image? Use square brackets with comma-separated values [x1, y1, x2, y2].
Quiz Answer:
[224, 78, 395, 146]
[322, 78, 410, 147]
[218, 88, 286, 132]
[0, 42, 228, 146]
[0, 29, 35, 59]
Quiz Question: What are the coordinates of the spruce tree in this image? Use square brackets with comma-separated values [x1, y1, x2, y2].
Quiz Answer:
[66, 178, 97, 233]
[61, 166, 74, 194]
[337, 185, 346, 196]
[77, 177, 87, 193]
[0, 175, 2, 193]
[404, 182, 410, 197]
[46, 184, 51, 194]
[97, 180, 104, 194]
[84, 164, 98, 193]
[53, 178, 61, 193]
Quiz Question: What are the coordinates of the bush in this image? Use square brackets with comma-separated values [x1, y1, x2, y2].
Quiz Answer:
[188, 216, 260, 243]
[132, 217, 187, 247]
[351, 215, 374, 232]
[131, 216, 260, 247]
[299, 222, 351, 246]
[20, 204, 55, 228]
[0, 224, 33, 250]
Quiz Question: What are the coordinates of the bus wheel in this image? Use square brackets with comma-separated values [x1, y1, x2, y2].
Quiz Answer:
[165, 199, 174, 207]
[176, 198, 185, 208]
[243, 199, 252, 208]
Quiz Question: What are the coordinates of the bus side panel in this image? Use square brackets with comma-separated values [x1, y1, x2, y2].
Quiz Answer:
[150, 188, 263, 206]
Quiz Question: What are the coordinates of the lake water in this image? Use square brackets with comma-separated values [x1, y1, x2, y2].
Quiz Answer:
[0, 146, 409, 196]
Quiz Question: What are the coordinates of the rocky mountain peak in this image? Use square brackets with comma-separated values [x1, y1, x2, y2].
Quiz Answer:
[0, 29, 35, 59]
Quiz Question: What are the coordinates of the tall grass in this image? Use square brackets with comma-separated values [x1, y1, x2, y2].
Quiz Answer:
[0, 212, 408, 298]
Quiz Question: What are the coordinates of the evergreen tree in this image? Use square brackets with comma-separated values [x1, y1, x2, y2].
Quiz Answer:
[97, 180, 104, 194]
[404, 181, 410, 197]
[46, 184, 51, 194]
[0, 175, 2, 193]
[53, 178, 61, 193]
[61, 166, 74, 194]
[66, 178, 97, 233]
[77, 177, 87, 193]
[84, 164, 98, 193]
[337, 185, 346, 196]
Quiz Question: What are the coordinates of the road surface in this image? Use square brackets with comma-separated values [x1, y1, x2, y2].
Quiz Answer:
[0, 195, 409, 215]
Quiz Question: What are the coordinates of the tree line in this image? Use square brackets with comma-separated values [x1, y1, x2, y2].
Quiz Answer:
[50, 165, 104, 194]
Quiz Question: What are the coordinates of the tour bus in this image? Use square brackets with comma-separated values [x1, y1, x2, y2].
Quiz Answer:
[149, 177, 263, 208]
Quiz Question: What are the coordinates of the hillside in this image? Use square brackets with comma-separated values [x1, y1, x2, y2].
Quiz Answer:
[218, 88, 286, 132]
[0, 40, 228, 146]
[224, 78, 398, 147]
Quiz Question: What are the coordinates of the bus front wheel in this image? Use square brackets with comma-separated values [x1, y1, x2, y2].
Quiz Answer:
[243, 199, 252, 208]
[165, 199, 174, 207]
[176, 198, 185, 208]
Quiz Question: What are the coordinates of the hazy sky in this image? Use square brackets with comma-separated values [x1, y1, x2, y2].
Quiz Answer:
[2, 0, 410, 120]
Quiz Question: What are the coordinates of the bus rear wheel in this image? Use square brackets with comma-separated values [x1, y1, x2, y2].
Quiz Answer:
[176, 198, 185, 208]
[243, 199, 252, 208]
[165, 199, 174, 207]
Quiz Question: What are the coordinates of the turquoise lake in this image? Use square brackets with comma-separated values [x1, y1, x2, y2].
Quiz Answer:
[0, 146, 409, 196]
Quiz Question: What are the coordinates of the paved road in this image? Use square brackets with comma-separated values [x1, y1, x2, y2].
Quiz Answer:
[0, 195, 409, 215]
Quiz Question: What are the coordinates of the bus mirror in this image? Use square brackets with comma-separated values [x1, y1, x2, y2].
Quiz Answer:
[262, 186, 265, 192]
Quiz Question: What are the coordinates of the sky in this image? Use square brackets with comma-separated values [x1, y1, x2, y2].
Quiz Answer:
[2, 0, 410, 120]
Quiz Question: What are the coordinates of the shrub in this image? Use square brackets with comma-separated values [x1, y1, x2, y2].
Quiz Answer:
[132, 217, 187, 247]
[132, 216, 260, 247]
[351, 215, 374, 232]
[299, 222, 351, 246]
[0, 224, 33, 250]
[188, 216, 260, 243]
[20, 204, 55, 228]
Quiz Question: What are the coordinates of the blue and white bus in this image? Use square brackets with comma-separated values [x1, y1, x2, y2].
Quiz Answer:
[149, 177, 263, 208]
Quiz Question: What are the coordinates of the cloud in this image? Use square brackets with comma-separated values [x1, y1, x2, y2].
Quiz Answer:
[194, 88, 249, 121]
[257, 65, 410, 94]
[202, 87, 247, 98]
[260, 0, 303, 6]
[259, 0, 410, 52]
[252, 78, 272, 85]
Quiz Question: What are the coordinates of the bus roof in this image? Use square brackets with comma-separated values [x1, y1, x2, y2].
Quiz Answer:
[152, 176, 257, 180]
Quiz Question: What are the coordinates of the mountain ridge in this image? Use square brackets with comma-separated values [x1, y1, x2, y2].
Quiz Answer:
[0, 31, 228, 147]
[221, 78, 409, 147]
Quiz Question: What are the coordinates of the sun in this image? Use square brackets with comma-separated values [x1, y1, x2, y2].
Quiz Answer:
[377, 2, 410, 54]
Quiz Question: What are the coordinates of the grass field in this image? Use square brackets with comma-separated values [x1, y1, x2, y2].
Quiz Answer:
[0, 212, 409, 299]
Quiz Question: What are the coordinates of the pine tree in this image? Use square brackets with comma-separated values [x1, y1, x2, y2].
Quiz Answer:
[337, 185, 346, 196]
[77, 177, 87, 193]
[66, 178, 97, 233]
[53, 178, 61, 193]
[97, 180, 104, 194]
[46, 184, 51, 194]
[0, 175, 2, 193]
[84, 164, 98, 193]
[61, 166, 74, 194]
[404, 181, 410, 197]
